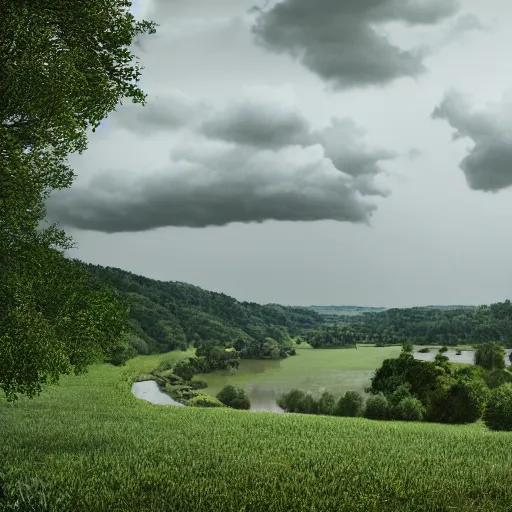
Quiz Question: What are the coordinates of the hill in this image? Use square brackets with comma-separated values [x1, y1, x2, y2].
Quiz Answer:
[81, 262, 323, 358]
[1, 353, 511, 511]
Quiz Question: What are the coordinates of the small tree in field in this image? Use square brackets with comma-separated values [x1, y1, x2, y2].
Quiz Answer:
[216, 385, 250, 410]
[336, 391, 364, 417]
[364, 395, 390, 420]
[298, 393, 319, 414]
[483, 383, 512, 431]
[394, 397, 425, 422]
[277, 389, 305, 413]
[317, 391, 336, 415]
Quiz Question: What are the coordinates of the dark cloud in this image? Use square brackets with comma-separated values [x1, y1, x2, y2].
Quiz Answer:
[251, 0, 459, 88]
[432, 91, 512, 191]
[46, 144, 375, 231]
[200, 99, 396, 195]
[200, 99, 310, 149]
[46, 94, 398, 232]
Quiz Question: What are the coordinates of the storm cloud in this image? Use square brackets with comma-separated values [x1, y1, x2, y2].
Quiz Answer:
[46, 93, 397, 231]
[46, 144, 376, 232]
[251, 0, 460, 89]
[432, 91, 512, 191]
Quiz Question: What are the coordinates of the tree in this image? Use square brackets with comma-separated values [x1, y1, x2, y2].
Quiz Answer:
[394, 397, 425, 422]
[0, 251, 130, 400]
[216, 385, 250, 410]
[1, 1, 156, 400]
[277, 389, 306, 413]
[475, 342, 505, 371]
[439, 346, 448, 353]
[402, 342, 414, 354]
[483, 383, 512, 431]
[298, 393, 318, 414]
[427, 377, 489, 424]
[336, 391, 364, 417]
[364, 395, 390, 420]
[317, 391, 336, 415]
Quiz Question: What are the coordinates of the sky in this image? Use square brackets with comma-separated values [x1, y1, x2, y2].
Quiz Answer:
[45, 0, 512, 308]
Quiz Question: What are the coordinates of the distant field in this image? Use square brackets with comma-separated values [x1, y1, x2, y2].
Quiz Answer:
[2, 352, 512, 511]
[196, 346, 401, 410]
[309, 305, 387, 317]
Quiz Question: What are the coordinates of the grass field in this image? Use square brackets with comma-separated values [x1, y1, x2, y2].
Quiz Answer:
[2, 350, 512, 511]
[195, 346, 401, 409]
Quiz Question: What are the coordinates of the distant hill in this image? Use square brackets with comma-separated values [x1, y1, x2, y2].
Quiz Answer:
[81, 262, 324, 356]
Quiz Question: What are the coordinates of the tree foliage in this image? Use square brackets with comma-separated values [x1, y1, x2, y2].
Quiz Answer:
[216, 385, 250, 410]
[336, 391, 364, 417]
[1, 1, 156, 400]
[364, 395, 390, 420]
[475, 342, 506, 371]
[323, 301, 512, 348]
[483, 383, 512, 431]
[84, 263, 322, 357]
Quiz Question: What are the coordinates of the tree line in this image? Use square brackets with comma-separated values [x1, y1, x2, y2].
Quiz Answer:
[309, 301, 512, 348]
[279, 342, 512, 431]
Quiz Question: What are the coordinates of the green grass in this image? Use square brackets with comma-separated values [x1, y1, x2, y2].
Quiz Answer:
[2, 351, 512, 511]
[196, 345, 401, 399]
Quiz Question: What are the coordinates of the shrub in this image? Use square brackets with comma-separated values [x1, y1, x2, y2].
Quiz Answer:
[336, 391, 364, 417]
[418, 347, 430, 353]
[455, 350, 462, 356]
[277, 389, 305, 412]
[475, 342, 505, 371]
[190, 380, 208, 390]
[364, 395, 390, 420]
[394, 397, 425, 422]
[428, 377, 489, 424]
[216, 385, 250, 410]
[402, 342, 414, 354]
[439, 346, 448, 353]
[434, 354, 449, 365]
[482, 369, 512, 390]
[157, 358, 176, 372]
[188, 395, 225, 408]
[158, 371, 184, 385]
[317, 391, 336, 415]
[173, 360, 198, 381]
[388, 384, 412, 407]
[484, 383, 512, 431]
[298, 393, 318, 414]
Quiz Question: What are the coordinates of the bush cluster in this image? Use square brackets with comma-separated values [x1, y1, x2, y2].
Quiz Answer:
[216, 385, 251, 410]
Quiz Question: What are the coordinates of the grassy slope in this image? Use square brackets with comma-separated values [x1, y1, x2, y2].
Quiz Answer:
[2, 353, 512, 512]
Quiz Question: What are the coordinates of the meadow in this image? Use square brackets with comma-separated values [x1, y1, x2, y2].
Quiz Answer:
[195, 345, 401, 411]
[2, 350, 512, 511]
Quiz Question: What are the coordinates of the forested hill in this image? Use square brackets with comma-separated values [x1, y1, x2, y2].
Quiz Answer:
[308, 302, 512, 348]
[82, 262, 323, 356]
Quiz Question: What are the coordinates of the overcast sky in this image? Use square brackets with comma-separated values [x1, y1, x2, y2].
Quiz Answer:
[46, 0, 512, 308]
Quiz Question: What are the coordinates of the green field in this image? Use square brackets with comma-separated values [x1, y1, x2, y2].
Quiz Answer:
[195, 346, 401, 409]
[2, 350, 512, 511]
